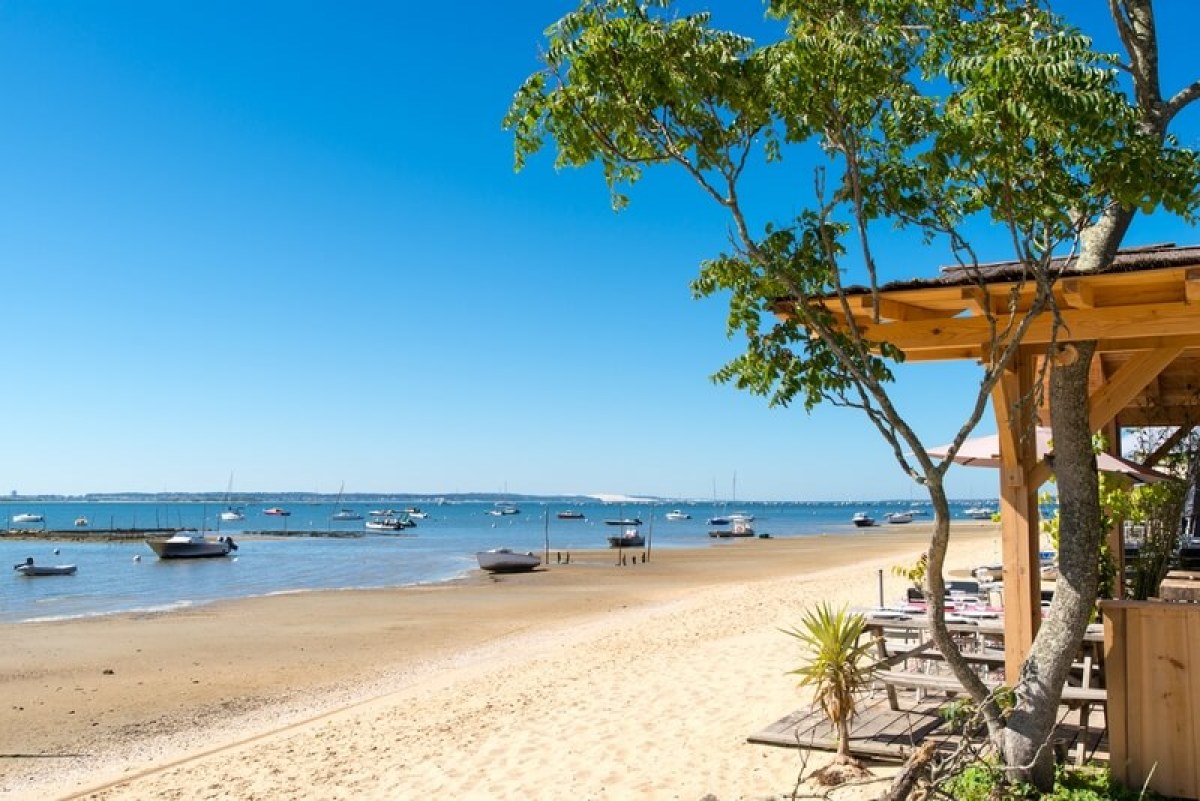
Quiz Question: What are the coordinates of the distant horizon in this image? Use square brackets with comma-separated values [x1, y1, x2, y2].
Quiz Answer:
[0, 490, 1004, 504]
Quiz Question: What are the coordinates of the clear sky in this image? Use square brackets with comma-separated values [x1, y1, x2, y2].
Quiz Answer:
[0, 2, 1196, 500]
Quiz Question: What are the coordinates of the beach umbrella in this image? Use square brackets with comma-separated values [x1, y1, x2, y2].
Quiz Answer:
[927, 427, 1170, 483]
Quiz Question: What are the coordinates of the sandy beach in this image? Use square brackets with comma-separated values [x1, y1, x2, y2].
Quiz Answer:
[1, 523, 1000, 800]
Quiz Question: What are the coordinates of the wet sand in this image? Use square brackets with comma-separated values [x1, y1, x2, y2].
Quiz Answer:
[0, 522, 1001, 800]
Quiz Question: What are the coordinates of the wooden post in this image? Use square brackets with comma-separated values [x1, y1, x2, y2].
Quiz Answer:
[1102, 419, 1126, 600]
[993, 356, 1042, 680]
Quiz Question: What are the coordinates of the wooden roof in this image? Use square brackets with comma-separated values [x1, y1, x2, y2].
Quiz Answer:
[775, 244, 1200, 428]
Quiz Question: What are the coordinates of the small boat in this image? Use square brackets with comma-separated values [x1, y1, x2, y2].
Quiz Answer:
[369, 509, 400, 517]
[74, 516, 89, 527]
[709, 518, 755, 538]
[664, 510, 691, 521]
[404, 507, 429, 519]
[329, 483, 363, 521]
[11, 513, 44, 524]
[852, 512, 875, 528]
[13, 558, 77, 576]
[604, 517, 642, 526]
[557, 510, 585, 520]
[365, 516, 414, 531]
[708, 516, 730, 526]
[965, 507, 995, 520]
[885, 512, 914, 525]
[476, 548, 541, 573]
[263, 507, 292, 517]
[219, 474, 244, 521]
[146, 533, 237, 559]
[607, 527, 645, 548]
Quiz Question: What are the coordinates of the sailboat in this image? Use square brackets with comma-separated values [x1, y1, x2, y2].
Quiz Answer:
[219, 474, 245, 522]
[330, 482, 363, 521]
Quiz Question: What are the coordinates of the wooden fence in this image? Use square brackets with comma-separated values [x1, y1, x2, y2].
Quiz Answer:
[1103, 600, 1200, 799]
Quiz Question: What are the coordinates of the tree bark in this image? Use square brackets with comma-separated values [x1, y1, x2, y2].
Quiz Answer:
[1000, 341, 1101, 790]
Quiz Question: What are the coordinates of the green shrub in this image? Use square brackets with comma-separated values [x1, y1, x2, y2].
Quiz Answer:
[943, 763, 1160, 800]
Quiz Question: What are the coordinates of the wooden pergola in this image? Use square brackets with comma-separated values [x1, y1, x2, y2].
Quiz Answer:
[784, 243, 1200, 677]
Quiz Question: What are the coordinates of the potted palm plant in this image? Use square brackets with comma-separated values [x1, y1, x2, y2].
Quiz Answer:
[784, 602, 876, 784]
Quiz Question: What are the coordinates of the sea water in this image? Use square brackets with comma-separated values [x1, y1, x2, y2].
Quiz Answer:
[0, 498, 996, 623]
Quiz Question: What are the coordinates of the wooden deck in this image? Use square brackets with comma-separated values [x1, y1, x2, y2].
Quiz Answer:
[749, 690, 1109, 765]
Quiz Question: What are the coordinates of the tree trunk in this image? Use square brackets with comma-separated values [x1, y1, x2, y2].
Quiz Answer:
[1001, 341, 1102, 790]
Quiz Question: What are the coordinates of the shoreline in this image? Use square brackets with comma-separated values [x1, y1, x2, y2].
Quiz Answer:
[2, 523, 1001, 800]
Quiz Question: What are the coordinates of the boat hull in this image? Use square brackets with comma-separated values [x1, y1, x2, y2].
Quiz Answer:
[146, 538, 235, 559]
[15, 564, 76, 576]
[476, 549, 541, 573]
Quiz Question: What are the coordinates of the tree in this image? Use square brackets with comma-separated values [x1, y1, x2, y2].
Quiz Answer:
[783, 603, 875, 783]
[506, 0, 1200, 790]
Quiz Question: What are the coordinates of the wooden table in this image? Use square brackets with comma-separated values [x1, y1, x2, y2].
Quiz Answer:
[1157, 570, 1200, 602]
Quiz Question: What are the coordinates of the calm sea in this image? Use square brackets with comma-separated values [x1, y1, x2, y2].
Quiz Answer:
[0, 498, 998, 624]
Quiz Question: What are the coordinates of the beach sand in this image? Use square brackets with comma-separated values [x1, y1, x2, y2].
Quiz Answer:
[1, 522, 1001, 800]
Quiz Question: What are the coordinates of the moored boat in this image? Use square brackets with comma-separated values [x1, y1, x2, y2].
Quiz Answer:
[852, 512, 875, 528]
[366, 516, 414, 531]
[331, 509, 364, 521]
[885, 511, 914, 524]
[557, 510, 585, 520]
[965, 506, 995, 520]
[664, 509, 691, 520]
[13, 558, 77, 576]
[607, 527, 645, 547]
[604, 517, 642, 526]
[74, 516, 89, 527]
[476, 548, 541, 573]
[11, 513, 44, 524]
[709, 518, 755, 538]
[263, 507, 291, 517]
[146, 533, 237, 559]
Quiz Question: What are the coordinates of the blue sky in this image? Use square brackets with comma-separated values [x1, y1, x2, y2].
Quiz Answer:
[0, 2, 1195, 500]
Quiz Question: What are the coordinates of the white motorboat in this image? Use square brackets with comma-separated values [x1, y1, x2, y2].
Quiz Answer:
[365, 516, 414, 531]
[404, 507, 429, 519]
[965, 507, 995, 520]
[604, 517, 642, 526]
[74, 516, 89, 527]
[263, 507, 291, 517]
[13, 558, 77, 576]
[476, 548, 541, 573]
[885, 512, 914, 524]
[607, 527, 646, 547]
[146, 533, 237, 559]
[664, 509, 691, 520]
[852, 512, 875, 528]
[11, 513, 44, 524]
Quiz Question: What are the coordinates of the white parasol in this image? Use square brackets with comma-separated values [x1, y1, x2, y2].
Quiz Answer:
[927, 427, 1170, 483]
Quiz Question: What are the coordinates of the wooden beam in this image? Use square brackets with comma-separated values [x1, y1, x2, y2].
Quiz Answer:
[843, 302, 1200, 354]
[1119, 405, 1200, 427]
[1145, 425, 1195, 468]
[1062, 279, 1096, 308]
[1089, 346, 1185, 432]
[1102, 419, 1125, 601]
[847, 295, 961, 322]
[1187, 269, 1200, 304]
[991, 356, 1042, 678]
